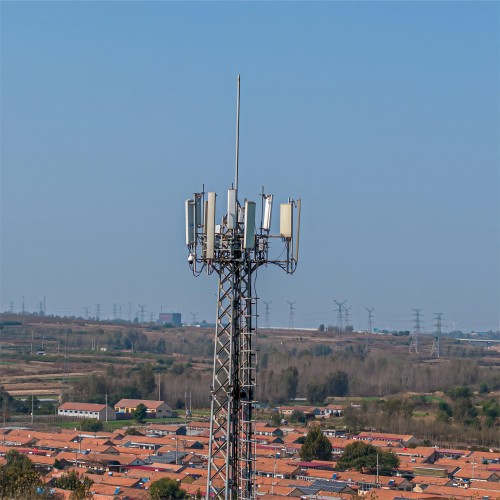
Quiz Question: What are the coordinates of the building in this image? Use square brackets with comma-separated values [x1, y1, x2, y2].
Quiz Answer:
[158, 312, 182, 326]
[57, 402, 116, 421]
[114, 399, 173, 419]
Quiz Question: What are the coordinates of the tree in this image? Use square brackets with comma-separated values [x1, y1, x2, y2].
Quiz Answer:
[124, 427, 143, 436]
[290, 410, 306, 423]
[53, 470, 93, 499]
[0, 449, 42, 498]
[336, 442, 399, 475]
[306, 380, 327, 405]
[299, 425, 332, 461]
[150, 477, 188, 499]
[326, 370, 349, 397]
[281, 366, 299, 400]
[139, 363, 156, 397]
[133, 403, 148, 423]
[156, 339, 167, 354]
[79, 418, 103, 432]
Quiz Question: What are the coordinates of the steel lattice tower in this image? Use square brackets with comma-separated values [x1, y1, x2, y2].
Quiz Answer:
[185, 76, 301, 500]
[343, 305, 352, 329]
[334, 300, 346, 331]
[431, 312, 443, 358]
[409, 308, 422, 353]
[287, 301, 296, 329]
[262, 301, 272, 329]
[365, 307, 375, 333]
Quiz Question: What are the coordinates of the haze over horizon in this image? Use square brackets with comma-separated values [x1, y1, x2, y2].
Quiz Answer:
[1, 2, 498, 332]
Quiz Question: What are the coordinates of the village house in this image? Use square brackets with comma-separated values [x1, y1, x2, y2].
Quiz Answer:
[57, 402, 116, 421]
[114, 399, 172, 418]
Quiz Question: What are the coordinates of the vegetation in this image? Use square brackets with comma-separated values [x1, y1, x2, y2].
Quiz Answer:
[132, 403, 148, 423]
[149, 477, 188, 499]
[79, 418, 103, 432]
[336, 442, 399, 475]
[0, 450, 42, 499]
[52, 470, 93, 498]
[299, 425, 332, 461]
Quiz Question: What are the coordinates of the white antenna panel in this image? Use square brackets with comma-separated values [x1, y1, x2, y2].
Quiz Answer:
[195, 195, 202, 227]
[295, 199, 301, 262]
[185, 199, 195, 245]
[262, 195, 273, 231]
[206, 192, 216, 259]
[227, 189, 237, 229]
[280, 202, 293, 239]
[243, 201, 256, 249]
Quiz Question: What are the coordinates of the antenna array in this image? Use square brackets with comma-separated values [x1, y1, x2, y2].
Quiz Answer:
[185, 76, 301, 500]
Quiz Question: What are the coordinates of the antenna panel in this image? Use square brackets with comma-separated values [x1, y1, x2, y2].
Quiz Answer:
[280, 203, 293, 239]
[227, 189, 237, 229]
[195, 194, 202, 227]
[262, 195, 273, 231]
[206, 192, 216, 259]
[295, 199, 301, 262]
[243, 201, 256, 249]
[185, 199, 195, 245]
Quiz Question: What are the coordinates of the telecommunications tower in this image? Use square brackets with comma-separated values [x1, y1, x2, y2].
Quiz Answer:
[431, 313, 443, 358]
[409, 308, 422, 353]
[185, 76, 301, 500]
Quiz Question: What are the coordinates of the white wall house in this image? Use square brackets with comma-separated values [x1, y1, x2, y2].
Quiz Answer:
[58, 402, 116, 421]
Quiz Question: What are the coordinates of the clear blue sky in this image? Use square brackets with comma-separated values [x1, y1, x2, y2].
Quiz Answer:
[1, 1, 498, 332]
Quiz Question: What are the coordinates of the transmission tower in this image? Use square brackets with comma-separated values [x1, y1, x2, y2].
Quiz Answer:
[365, 307, 375, 332]
[112, 303, 119, 320]
[138, 304, 147, 324]
[83, 306, 90, 319]
[334, 300, 346, 331]
[431, 313, 443, 358]
[128, 302, 133, 322]
[190, 312, 198, 325]
[343, 305, 352, 330]
[95, 304, 101, 322]
[185, 76, 301, 500]
[39, 301, 44, 315]
[409, 308, 422, 353]
[262, 301, 272, 328]
[9, 301, 14, 313]
[287, 301, 296, 329]
[21, 296, 25, 315]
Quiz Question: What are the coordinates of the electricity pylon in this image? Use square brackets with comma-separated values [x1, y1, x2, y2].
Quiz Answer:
[431, 313, 443, 358]
[409, 308, 422, 353]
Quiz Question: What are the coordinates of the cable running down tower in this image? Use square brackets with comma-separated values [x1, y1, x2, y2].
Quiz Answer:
[185, 76, 301, 500]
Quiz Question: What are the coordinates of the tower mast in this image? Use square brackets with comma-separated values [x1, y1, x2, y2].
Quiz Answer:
[185, 76, 301, 500]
